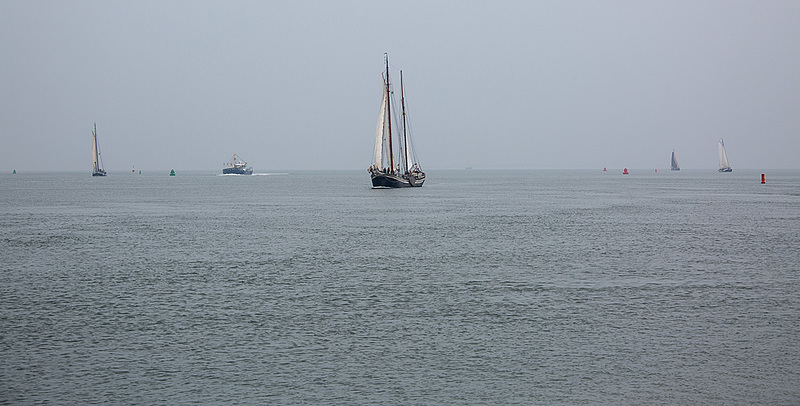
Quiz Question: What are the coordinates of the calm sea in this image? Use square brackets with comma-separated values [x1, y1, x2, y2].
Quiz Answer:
[1, 169, 799, 405]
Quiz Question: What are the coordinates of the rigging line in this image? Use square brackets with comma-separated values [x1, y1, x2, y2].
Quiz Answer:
[391, 81, 422, 167]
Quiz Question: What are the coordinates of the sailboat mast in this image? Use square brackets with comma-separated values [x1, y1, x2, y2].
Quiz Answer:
[385, 53, 395, 173]
[400, 70, 409, 173]
[92, 123, 99, 172]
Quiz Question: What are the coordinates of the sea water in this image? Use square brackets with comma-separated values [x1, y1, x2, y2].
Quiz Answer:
[1, 170, 799, 404]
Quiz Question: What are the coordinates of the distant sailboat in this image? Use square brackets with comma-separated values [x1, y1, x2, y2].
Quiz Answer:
[368, 53, 425, 188]
[671, 150, 680, 171]
[718, 139, 732, 172]
[91, 123, 107, 177]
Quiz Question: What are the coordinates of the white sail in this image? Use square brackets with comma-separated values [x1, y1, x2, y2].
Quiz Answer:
[373, 87, 389, 169]
[381, 89, 391, 169]
[92, 129, 99, 172]
[718, 139, 730, 170]
[671, 150, 680, 170]
[404, 138, 413, 172]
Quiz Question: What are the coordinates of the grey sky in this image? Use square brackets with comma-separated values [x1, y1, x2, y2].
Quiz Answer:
[2, 1, 799, 172]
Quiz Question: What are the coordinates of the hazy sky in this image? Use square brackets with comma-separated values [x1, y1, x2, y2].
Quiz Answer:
[2, 1, 799, 172]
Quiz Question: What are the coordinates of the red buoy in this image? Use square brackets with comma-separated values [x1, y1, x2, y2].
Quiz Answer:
[623, 168, 629, 175]
[761, 173, 766, 184]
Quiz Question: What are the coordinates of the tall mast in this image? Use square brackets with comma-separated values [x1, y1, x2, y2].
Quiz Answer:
[92, 122, 99, 171]
[400, 70, 409, 173]
[385, 53, 394, 173]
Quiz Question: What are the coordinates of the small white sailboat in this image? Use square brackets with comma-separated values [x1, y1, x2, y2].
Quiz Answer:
[92, 123, 107, 177]
[671, 150, 680, 171]
[368, 53, 425, 188]
[718, 138, 732, 172]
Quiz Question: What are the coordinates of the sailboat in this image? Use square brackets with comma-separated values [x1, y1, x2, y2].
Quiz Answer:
[368, 53, 425, 188]
[222, 154, 253, 175]
[670, 150, 680, 171]
[718, 138, 732, 172]
[91, 123, 106, 176]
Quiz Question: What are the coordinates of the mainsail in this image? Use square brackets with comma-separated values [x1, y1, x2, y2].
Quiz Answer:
[671, 150, 680, 171]
[373, 88, 389, 171]
[92, 128, 99, 171]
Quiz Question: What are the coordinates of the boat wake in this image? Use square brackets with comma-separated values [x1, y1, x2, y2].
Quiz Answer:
[217, 172, 288, 176]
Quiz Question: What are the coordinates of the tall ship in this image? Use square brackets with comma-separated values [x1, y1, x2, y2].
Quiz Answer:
[368, 53, 425, 188]
[222, 154, 253, 175]
[670, 150, 680, 171]
[91, 123, 106, 176]
[718, 139, 732, 172]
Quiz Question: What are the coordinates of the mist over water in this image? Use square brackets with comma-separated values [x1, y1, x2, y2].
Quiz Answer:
[2, 170, 799, 404]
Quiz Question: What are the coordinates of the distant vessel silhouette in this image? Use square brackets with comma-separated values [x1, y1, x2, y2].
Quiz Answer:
[91, 123, 106, 177]
[718, 139, 732, 172]
[671, 150, 680, 171]
[223, 154, 253, 175]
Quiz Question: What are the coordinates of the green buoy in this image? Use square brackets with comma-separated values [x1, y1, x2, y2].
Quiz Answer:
[12, 169, 16, 174]
[169, 169, 175, 176]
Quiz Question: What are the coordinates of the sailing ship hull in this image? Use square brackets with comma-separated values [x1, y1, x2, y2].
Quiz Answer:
[718, 168, 732, 173]
[371, 171, 425, 188]
[222, 167, 253, 175]
[92, 171, 106, 177]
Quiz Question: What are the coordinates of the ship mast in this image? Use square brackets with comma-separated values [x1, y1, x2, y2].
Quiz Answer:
[92, 123, 99, 172]
[385, 53, 394, 174]
[400, 70, 408, 173]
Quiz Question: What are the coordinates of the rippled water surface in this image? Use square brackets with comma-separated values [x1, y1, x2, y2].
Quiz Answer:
[2, 170, 799, 404]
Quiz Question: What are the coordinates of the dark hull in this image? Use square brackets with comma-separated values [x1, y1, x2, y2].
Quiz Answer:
[671, 168, 680, 171]
[719, 168, 732, 172]
[222, 167, 253, 175]
[92, 171, 106, 177]
[371, 172, 425, 188]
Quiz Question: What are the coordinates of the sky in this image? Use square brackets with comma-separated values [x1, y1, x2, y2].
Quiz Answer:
[2, 0, 799, 172]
